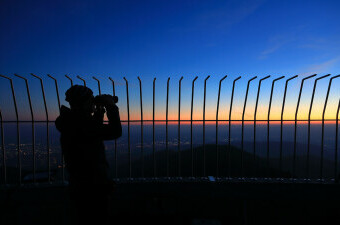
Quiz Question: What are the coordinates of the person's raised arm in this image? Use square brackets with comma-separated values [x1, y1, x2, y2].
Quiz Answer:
[97, 95, 122, 140]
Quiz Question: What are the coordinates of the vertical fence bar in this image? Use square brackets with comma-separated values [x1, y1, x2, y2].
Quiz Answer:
[203, 75, 211, 177]
[178, 76, 183, 177]
[65, 75, 73, 87]
[93, 76, 101, 95]
[31, 73, 51, 183]
[0, 107, 6, 185]
[321, 74, 340, 180]
[14, 74, 36, 184]
[166, 77, 170, 177]
[0, 75, 21, 185]
[335, 99, 340, 182]
[241, 76, 257, 178]
[253, 75, 270, 178]
[153, 78, 156, 177]
[123, 77, 131, 179]
[267, 76, 285, 177]
[191, 76, 198, 177]
[215, 75, 226, 177]
[228, 76, 241, 178]
[280, 75, 298, 174]
[76, 75, 86, 86]
[293, 74, 316, 178]
[108, 77, 118, 178]
[93, 75, 107, 180]
[47, 75, 61, 111]
[307, 74, 330, 179]
[137, 77, 144, 178]
[47, 74, 63, 183]
[11, 76, 20, 185]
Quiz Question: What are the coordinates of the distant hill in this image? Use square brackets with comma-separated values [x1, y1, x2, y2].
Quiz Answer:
[116, 144, 292, 178]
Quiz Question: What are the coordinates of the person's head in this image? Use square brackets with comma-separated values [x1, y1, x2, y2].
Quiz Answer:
[65, 85, 95, 114]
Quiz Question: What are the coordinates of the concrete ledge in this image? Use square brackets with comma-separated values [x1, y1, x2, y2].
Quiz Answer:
[1, 181, 340, 225]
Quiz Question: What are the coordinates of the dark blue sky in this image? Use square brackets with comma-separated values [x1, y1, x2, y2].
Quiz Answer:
[1, 0, 340, 121]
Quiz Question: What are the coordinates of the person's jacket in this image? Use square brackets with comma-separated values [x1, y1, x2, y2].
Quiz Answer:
[55, 104, 122, 186]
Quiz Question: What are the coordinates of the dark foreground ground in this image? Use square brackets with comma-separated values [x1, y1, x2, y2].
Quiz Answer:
[1, 179, 340, 225]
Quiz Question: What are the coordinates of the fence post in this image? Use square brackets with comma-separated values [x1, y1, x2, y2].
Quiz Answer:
[137, 77, 144, 178]
[293, 74, 316, 178]
[191, 76, 198, 177]
[307, 74, 330, 179]
[108, 77, 118, 178]
[253, 75, 270, 178]
[166, 77, 170, 177]
[31, 73, 51, 183]
[266, 76, 285, 177]
[215, 75, 226, 177]
[178, 76, 183, 177]
[47, 74, 64, 183]
[0, 107, 6, 185]
[14, 74, 37, 184]
[280, 75, 298, 174]
[123, 77, 131, 179]
[228, 76, 241, 178]
[92, 76, 101, 95]
[335, 99, 340, 182]
[320, 74, 340, 180]
[203, 75, 211, 177]
[153, 78, 156, 178]
[0, 75, 21, 185]
[76, 75, 86, 86]
[47, 75, 61, 111]
[65, 75, 73, 86]
[241, 76, 257, 178]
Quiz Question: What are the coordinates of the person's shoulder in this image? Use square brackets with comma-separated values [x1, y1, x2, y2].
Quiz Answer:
[60, 105, 71, 113]
[55, 105, 73, 132]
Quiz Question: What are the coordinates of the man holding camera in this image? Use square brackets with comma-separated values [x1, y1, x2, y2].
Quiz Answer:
[55, 85, 122, 225]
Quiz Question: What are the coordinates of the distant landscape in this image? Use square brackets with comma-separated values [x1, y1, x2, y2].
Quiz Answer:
[1, 122, 338, 184]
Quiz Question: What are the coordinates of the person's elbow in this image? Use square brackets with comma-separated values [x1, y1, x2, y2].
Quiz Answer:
[107, 124, 122, 140]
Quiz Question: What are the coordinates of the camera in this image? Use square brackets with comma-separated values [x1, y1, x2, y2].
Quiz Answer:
[94, 95, 118, 105]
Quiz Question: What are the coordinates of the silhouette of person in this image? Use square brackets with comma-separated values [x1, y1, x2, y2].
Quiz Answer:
[55, 85, 122, 225]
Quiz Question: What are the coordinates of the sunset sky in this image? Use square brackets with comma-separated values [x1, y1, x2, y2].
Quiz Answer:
[1, 0, 340, 121]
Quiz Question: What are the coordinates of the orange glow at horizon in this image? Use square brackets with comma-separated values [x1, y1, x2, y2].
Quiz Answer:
[123, 103, 340, 121]
[122, 120, 338, 125]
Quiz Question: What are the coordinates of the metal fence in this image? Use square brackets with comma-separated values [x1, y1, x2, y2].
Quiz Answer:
[0, 74, 339, 186]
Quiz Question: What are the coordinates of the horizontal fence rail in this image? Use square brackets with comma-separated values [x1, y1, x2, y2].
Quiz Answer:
[0, 74, 339, 187]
